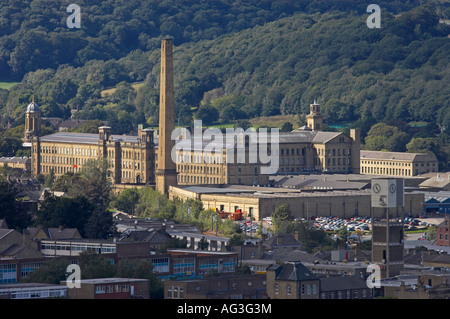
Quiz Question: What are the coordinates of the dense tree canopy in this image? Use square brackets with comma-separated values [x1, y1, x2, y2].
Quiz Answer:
[0, 2, 448, 167]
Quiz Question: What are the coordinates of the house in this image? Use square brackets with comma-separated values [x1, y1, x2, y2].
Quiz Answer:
[25, 226, 82, 241]
[0, 229, 42, 259]
[263, 233, 303, 252]
[382, 272, 450, 299]
[319, 273, 373, 299]
[266, 262, 320, 299]
[0, 156, 31, 173]
[436, 216, 450, 246]
[122, 226, 173, 251]
[164, 274, 267, 299]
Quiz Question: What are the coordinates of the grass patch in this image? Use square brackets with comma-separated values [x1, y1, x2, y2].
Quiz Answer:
[0, 82, 20, 90]
[101, 82, 145, 97]
[250, 114, 300, 129]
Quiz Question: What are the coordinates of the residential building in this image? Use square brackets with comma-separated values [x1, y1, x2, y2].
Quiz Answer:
[436, 216, 450, 246]
[382, 273, 450, 299]
[319, 273, 372, 299]
[0, 156, 31, 172]
[25, 226, 82, 241]
[266, 262, 320, 299]
[0, 228, 42, 259]
[164, 274, 267, 299]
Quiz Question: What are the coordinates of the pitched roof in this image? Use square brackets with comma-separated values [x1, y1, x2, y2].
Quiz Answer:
[0, 156, 30, 164]
[262, 249, 324, 264]
[360, 150, 437, 162]
[268, 262, 319, 281]
[26, 226, 81, 240]
[0, 243, 25, 256]
[0, 229, 13, 240]
[419, 175, 450, 189]
[264, 234, 302, 248]
[319, 274, 368, 291]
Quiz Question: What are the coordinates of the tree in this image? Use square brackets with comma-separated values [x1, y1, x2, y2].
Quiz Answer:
[195, 105, 219, 125]
[0, 178, 22, 229]
[197, 236, 209, 250]
[68, 158, 111, 210]
[271, 204, 292, 231]
[20, 259, 69, 285]
[78, 252, 116, 279]
[110, 188, 140, 215]
[406, 137, 438, 154]
[84, 209, 116, 240]
[280, 121, 293, 132]
[364, 123, 411, 152]
[35, 195, 96, 237]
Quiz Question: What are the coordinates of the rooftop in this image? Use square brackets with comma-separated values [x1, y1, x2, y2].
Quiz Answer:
[361, 150, 437, 162]
[268, 261, 319, 282]
[39, 132, 142, 145]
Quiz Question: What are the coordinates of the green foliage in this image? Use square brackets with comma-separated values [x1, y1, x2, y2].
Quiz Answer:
[78, 253, 116, 279]
[276, 219, 336, 253]
[0, 177, 32, 230]
[68, 158, 111, 210]
[35, 195, 95, 237]
[280, 121, 293, 132]
[134, 187, 176, 220]
[110, 188, 140, 215]
[271, 204, 292, 230]
[0, 2, 448, 165]
[364, 123, 410, 152]
[20, 258, 69, 285]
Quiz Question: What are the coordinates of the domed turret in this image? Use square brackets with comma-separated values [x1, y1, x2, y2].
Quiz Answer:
[24, 98, 41, 141]
[26, 101, 40, 113]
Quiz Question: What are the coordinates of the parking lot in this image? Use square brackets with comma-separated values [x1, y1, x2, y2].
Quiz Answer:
[238, 216, 441, 238]
[312, 216, 371, 233]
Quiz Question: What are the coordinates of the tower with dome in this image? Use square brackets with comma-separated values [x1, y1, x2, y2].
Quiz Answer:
[24, 97, 41, 143]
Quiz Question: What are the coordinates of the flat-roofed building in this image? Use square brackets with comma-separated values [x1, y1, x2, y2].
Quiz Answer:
[360, 150, 438, 177]
[64, 277, 150, 299]
[0, 283, 67, 299]
[169, 184, 425, 221]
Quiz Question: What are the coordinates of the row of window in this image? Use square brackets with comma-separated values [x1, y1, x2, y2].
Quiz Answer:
[41, 155, 88, 165]
[41, 146, 97, 157]
[274, 283, 318, 296]
[321, 289, 371, 299]
[178, 175, 223, 184]
[361, 166, 413, 176]
[41, 165, 80, 174]
[41, 242, 116, 254]
[177, 164, 224, 174]
[361, 160, 436, 167]
[95, 284, 130, 294]
[176, 154, 225, 164]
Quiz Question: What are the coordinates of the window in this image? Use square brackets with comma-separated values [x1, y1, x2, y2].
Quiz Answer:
[95, 286, 105, 294]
